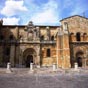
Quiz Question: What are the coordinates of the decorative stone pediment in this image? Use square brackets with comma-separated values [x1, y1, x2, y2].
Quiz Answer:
[24, 21, 40, 41]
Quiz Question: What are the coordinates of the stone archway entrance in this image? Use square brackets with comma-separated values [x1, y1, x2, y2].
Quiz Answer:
[23, 48, 36, 68]
[76, 50, 84, 67]
[77, 57, 82, 67]
[26, 55, 33, 67]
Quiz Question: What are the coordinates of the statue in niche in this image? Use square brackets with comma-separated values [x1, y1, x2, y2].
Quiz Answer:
[19, 32, 24, 41]
[45, 31, 49, 40]
[44, 34, 49, 40]
[36, 27, 40, 38]
[28, 31, 33, 41]
[35, 46, 40, 55]
[37, 30, 40, 38]
[33, 29, 37, 40]
[26, 21, 34, 41]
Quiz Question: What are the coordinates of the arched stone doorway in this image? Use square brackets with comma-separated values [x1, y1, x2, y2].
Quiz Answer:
[23, 48, 36, 68]
[26, 55, 33, 67]
[77, 57, 82, 67]
[76, 50, 84, 67]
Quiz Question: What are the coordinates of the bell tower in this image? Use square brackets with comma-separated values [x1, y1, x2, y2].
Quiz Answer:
[57, 22, 71, 68]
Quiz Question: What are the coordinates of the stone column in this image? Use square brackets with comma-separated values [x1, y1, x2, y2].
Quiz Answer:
[37, 55, 40, 68]
[15, 45, 20, 67]
[0, 46, 3, 65]
[33, 31, 37, 40]
[36, 27, 40, 38]
[80, 33, 83, 41]
[46, 27, 50, 40]
[18, 49, 23, 67]
[10, 45, 15, 67]
[36, 46, 40, 68]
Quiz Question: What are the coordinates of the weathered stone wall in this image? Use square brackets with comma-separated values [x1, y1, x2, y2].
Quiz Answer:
[41, 45, 56, 66]
[61, 16, 88, 42]
[0, 46, 3, 66]
[61, 16, 88, 68]
[57, 33, 71, 68]
[61, 16, 88, 33]
[1, 15, 88, 68]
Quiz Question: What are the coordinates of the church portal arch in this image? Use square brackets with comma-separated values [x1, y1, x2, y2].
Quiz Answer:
[23, 48, 36, 67]
[76, 50, 84, 67]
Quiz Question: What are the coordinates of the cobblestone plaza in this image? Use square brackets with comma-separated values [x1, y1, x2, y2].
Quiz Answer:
[0, 68, 88, 88]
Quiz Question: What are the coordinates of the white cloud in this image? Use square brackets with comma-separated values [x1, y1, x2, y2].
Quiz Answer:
[29, 0, 59, 25]
[0, 0, 28, 17]
[30, 9, 58, 25]
[3, 17, 20, 25]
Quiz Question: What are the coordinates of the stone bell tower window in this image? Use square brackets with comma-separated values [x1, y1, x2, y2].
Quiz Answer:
[76, 32, 81, 41]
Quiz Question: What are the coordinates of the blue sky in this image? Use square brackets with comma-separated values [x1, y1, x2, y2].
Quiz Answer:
[0, 0, 88, 25]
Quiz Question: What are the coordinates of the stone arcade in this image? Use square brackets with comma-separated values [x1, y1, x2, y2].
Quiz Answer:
[0, 15, 88, 68]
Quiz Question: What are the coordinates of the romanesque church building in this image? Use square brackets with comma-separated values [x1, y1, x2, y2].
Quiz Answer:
[0, 15, 88, 68]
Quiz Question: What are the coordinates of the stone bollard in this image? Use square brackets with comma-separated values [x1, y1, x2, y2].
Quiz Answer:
[28, 63, 34, 74]
[74, 63, 78, 70]
[6, 62, 12, 73]
[53, 63, 57, 71]
[30, 63, 34, 71]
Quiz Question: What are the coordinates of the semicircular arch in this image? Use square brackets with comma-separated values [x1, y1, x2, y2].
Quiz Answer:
[23, 48, 37, 65]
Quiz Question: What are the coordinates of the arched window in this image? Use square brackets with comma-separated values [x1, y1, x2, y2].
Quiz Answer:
[76, 32, 81, 41]
[47, 48, 51, 57]
[51, 36, 54, 41]
[9, 35, 14, 40]
[83, 33, 87, 41]
[40, 35, 44, 41]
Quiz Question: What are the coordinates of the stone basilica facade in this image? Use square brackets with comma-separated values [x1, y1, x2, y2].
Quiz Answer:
[0, 15, 88, 68]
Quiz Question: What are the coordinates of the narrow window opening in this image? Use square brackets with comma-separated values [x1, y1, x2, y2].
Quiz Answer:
[76, 32, 80, 41]
[47, 48, 50, 57]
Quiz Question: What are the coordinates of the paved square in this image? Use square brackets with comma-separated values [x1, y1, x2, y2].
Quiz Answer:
[0, 73, 88, 88]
